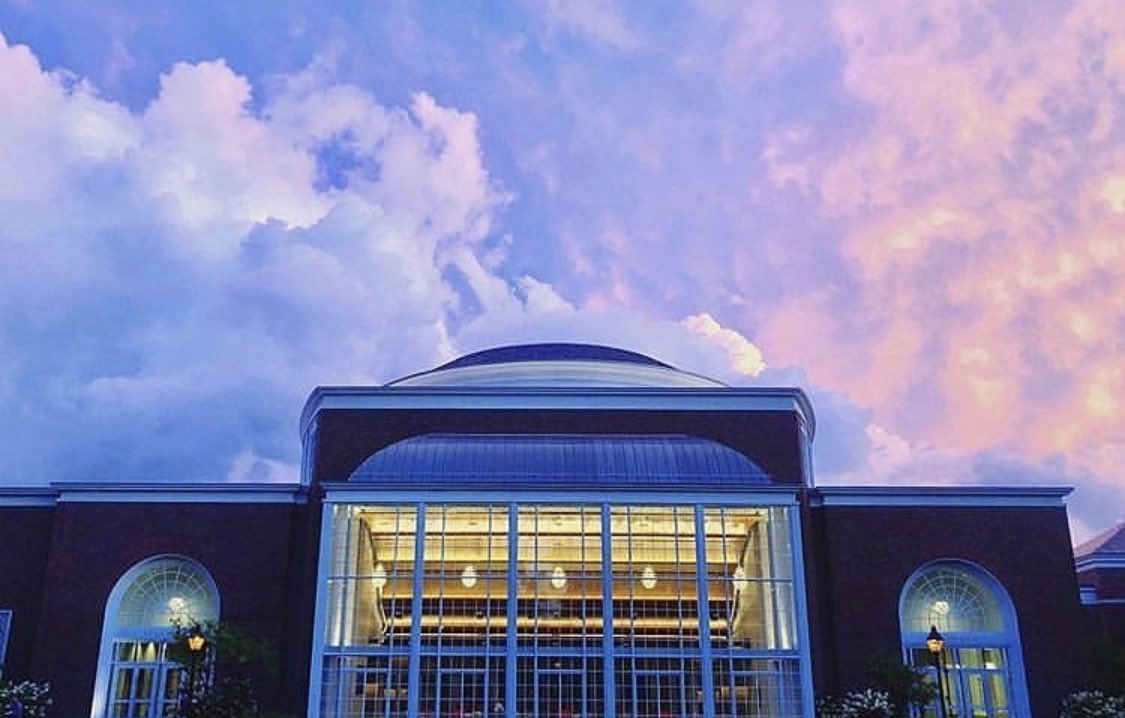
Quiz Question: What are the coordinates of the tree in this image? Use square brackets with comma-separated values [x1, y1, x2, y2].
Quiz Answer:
[866, 655, 939, 718]
[167, 620, 278, 718]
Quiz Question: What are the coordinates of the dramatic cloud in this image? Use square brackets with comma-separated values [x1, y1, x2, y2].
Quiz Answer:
[0, 0, 1121, 540]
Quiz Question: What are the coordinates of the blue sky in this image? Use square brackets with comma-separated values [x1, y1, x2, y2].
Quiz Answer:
[0, 0, 1122, 540]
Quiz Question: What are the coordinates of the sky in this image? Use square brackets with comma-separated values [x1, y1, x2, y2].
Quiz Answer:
[0, 0, 1121, 542]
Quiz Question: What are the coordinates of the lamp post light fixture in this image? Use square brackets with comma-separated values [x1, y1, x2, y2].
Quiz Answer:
[926, 625, 948, 718]
[186, 622, 206, 712]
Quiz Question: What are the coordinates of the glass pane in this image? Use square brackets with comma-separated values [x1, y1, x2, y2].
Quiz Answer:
[968, 673, 986, 710]
[113, 667, 134, 698]
[519, 505, 601, 646]
[703, 507, 793, 648]
[318, 502, 805, 718]
[982, 647, 1005, 669]
[901, 566, 1004, 634]
[135, 668, 154, 699]
[960, 648, 984, 668]
[990, 673, 1009, 708]
[608, 506, 697, 649]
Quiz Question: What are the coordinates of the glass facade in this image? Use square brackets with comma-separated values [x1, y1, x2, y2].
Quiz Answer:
[317, 501, 804, 718]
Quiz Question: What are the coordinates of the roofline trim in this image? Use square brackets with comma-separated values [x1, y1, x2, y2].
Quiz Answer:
[0, 488, 58, 507]
[811, 485, 1073, 508]
[1075, 556, 1125, 571]
[319, 482, 803, 505]
[53, 482, 308, 504]
[301, 386, 816, 438]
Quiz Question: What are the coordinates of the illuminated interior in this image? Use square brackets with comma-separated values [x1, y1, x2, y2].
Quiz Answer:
[319, 502, 802, 717]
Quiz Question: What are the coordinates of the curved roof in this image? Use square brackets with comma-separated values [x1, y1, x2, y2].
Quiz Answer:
[436, 343, 672, 370]
[348, 433, 772, 486]
[389, 342, 723, 388]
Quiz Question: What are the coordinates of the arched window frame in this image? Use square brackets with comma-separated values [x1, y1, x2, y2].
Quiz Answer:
[898, 559, 1030, 718]
[89, 555, 220, 718]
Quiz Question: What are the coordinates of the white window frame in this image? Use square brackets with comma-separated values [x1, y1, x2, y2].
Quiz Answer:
[899, 560, 1031, 718]
[0, 608, 12, 674]
[89, 555, 220, 718]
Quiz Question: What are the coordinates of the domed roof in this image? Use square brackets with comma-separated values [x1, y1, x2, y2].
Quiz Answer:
[388, 342, 723, 388]
[435, 343, 672, 370]
[349, 433, 771, 485]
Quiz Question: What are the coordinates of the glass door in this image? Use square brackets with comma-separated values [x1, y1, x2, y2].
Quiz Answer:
[632, 668, 687, 718]
[538, 661, 585, 718]
[107, 640, 181, 717]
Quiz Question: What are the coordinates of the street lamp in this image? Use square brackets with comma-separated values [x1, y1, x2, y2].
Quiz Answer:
[926, 625, 947, 718]
[186, 623, 206, 710]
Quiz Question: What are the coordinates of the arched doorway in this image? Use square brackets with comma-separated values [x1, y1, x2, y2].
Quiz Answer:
[899, 561, 1030, 718]
[90, 555, 220, 718]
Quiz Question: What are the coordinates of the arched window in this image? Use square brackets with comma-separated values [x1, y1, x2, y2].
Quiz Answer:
[90, 556, 220, 718]
[899, 561, 1028, 718]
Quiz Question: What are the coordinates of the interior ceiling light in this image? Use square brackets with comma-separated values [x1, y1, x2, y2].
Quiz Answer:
[732, 565, 749, 592]
[550, 565, 567, 589]
[932, 600, 950, 616]
[640, 565, 658, 590]
[461, 565, 479, 588]
[373, 562, 388, 589]
[167, 596, 187, 614]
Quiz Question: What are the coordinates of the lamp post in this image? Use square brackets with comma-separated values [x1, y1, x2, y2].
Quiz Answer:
[926, 625, 947, 718]
[186, 623, 206, 714]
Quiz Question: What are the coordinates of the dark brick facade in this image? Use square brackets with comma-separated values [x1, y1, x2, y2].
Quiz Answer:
[7, 500, 313, 717]
[806, 502, 1088, 718]
[0, 505, 54, 681]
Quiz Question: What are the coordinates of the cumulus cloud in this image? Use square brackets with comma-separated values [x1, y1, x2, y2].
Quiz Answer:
[681, 312, 766, 377]
[0, 35, 520, 482]
[0, 0, 1121, 542]
[0, 34, 780, 487]
[750, 0, 1125, 531]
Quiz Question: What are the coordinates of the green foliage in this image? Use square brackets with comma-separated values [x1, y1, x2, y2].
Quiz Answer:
[1091, 637, 1125, 696]
[168, 620, 279, 718]
[0, 680, 52, 718]
[817, 689, 895, 718]
[1059, 690, 1125, 718]
[866, 655, 939, 718]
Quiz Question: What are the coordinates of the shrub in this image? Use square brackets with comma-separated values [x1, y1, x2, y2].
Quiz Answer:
[817, 689, 895, 718]
[0, 680, 52, 718]
[1059, 690, 1125, 718]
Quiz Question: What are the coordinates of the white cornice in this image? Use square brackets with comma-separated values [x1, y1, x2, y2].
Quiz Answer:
[300, 386, 816, 439]
[810, 485, 1073, 508]
[0, 488, 58, 507]
[319, 482, 803, 505]
[1075, 556, 1125, 572]
[390, 359, 725, 389]
[51, 482, 307, 504]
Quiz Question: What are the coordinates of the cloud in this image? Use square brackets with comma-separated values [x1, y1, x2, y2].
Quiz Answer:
[0, 37, 517, 482]
[535, 0, 645, 51]
[0, 0, 1121, 543]
[681, 312, 766, 377]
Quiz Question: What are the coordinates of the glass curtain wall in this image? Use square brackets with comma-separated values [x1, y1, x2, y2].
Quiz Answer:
[319, 502, 802, 718]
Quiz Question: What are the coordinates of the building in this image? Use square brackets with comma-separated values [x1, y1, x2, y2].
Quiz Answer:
[0, 343, 1101, 717]
[1075, 522, 1125, 690]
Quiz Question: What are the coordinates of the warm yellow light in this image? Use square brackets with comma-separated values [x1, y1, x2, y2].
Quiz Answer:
[187, 626, 206, 652]
[550, 565, 567, 589]
[732, 565, 748, 592]
[640, 565, 657, 590]
[926, 625, 944, 654]
[372, 562, 388, 589]
[461, 565, 479, 588]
